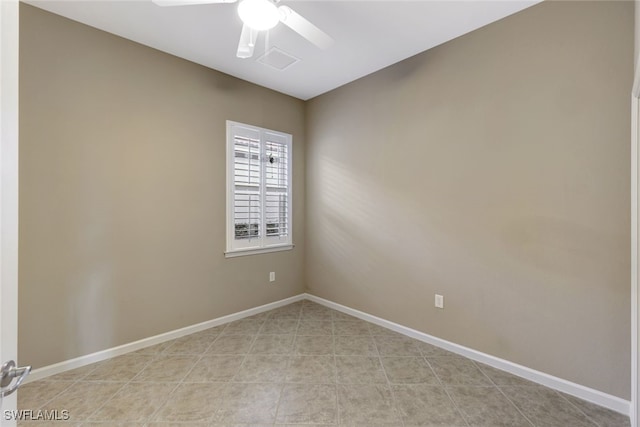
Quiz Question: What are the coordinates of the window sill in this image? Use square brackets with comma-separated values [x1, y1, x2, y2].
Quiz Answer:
[225, 244, 294, 258]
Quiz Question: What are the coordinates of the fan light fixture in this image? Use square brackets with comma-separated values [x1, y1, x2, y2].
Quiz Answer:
[238, 0, 280, 31]
[152, 0, 334, 59]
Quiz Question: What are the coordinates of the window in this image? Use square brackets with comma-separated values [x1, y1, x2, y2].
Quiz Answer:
[226, 121, 293, 257]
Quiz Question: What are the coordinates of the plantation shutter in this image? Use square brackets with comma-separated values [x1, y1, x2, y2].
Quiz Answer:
[264, 133, 290, 245]
[226, 121, 292, 255]
[230, 124, 262, 251]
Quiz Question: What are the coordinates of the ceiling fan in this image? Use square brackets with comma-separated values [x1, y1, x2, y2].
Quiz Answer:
[152, 0, 334, 59]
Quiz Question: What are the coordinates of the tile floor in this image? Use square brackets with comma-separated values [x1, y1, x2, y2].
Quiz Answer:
[16, 300, 630, 426]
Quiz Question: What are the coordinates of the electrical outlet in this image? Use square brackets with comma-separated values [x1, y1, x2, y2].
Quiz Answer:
[269, 272, 275, 282]
[435, 294, 444, 309]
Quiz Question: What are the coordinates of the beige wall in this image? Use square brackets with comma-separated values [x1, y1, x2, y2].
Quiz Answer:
[18, 4, 305, 369]
[305, 1, 632, 399]
[633, 0, 640, 66]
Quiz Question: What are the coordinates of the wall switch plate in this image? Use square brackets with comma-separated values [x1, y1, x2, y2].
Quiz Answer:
[435, 294, 444, 309]
[269, 272, 275, 282]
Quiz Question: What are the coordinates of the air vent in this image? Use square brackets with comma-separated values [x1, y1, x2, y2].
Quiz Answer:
[257, 47, 299, 71]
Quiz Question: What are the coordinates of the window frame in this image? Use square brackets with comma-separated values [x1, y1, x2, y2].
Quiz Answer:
[225, 120, 293, 258]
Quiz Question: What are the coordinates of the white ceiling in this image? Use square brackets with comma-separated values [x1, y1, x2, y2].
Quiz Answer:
[26, 0, 541, 100]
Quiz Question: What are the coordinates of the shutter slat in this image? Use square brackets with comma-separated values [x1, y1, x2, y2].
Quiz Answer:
[264, 137, 289, 238]
[233, 136, 261, 240]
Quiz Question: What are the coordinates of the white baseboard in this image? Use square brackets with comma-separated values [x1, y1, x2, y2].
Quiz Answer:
[26, 294, 305, 383]
[304, 293, 631, 416]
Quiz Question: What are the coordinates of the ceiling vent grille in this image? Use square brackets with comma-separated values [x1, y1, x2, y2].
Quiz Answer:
[257, 47, 299, 71]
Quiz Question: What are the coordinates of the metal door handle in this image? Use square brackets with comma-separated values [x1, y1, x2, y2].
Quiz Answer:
[1, 360, 31, 398]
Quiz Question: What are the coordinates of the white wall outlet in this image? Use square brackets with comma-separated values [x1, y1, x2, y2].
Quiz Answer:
[435, 294, 444, 309]
[269, 272, 275, 282]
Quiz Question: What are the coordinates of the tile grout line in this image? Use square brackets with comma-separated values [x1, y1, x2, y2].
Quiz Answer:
[79, 346, 179, 424]
[423, 355, 471, 427]
[472, 360, 537, 427]
[550, 385, 604, 427]
[25, 376, 83, 413]
[270, 304, 302, 425]
[143, 322, 233, 425]
[216, 315, 273, 425]
[35, 357, 121, 414]
[186, 321, 242, 424]
[77, 348, 165, 424]
[305, 302, 339, 426]
[370, 322, 407, 427]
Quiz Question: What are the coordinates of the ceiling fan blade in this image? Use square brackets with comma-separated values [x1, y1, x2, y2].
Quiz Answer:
[152, 0, 236, 7]
[237, 24, 258, 59]
[278, 5, 333, 50]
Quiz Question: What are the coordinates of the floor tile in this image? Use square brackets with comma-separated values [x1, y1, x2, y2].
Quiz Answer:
[447, 386, 532, 427]
[207, 335, 255, 354]
[337, 384, 402, 425]
[162, 333, 216, 354]
[561, 393, 630, 427]
[297, 320, 333, 336]
[274, 425, 335, 427]
[211, 424, 274, 427]
[222, 319, 264, 335]
[83, 353, 153, 382]
[233, 355, 289, 383]
[259, 319, 299, 335]
[286, 355, 336, 383]
[147, 423, 211, 427]
[268, 305, 302, 320]
[336, 356, 387, 384]
[146, 423, 209, 427]
[429, 356, 493, 386]
[293, 335, 334, 355]
[381, 356, 439, 385]
[249, 334, 295, 354]
[416, 341, 464, 358]
[502, 385, 598, 427]
[153, 382, 226, 423]
[300, 306, 334, 321]
[18, 381, 75, 410]
[40, 381, 125, 422]
[474, 362, 536, 387]
[131, 341, 173, 356]
[392, 384, 467, 426]
[134, 355, 199, 382]
[275, 384, 337, 424]
[88, 381, 175, 422]
[17, 423, 80, 427]
[244, 311, 272, 321]
[333, 311, 360, 321]
[81, 423, 144, 426]
[368, 324, 404, 338]
[183, 355, 244, 382]
[334, 335, 378, 356]
[196, 324, 228, 336]
[333, 320, 371, 335]
[374, 335, 421, 356]
[215, 383, 281, 424]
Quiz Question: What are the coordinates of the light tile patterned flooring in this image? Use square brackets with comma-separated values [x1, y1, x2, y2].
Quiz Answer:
[17, 300, 630, 426]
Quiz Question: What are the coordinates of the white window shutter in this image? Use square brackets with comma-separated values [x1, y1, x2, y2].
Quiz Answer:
[264, 134, 290, 246]
[226, 121, 292, 256]
[228, 123, 262, 252]
[233, 135, 261, 241]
